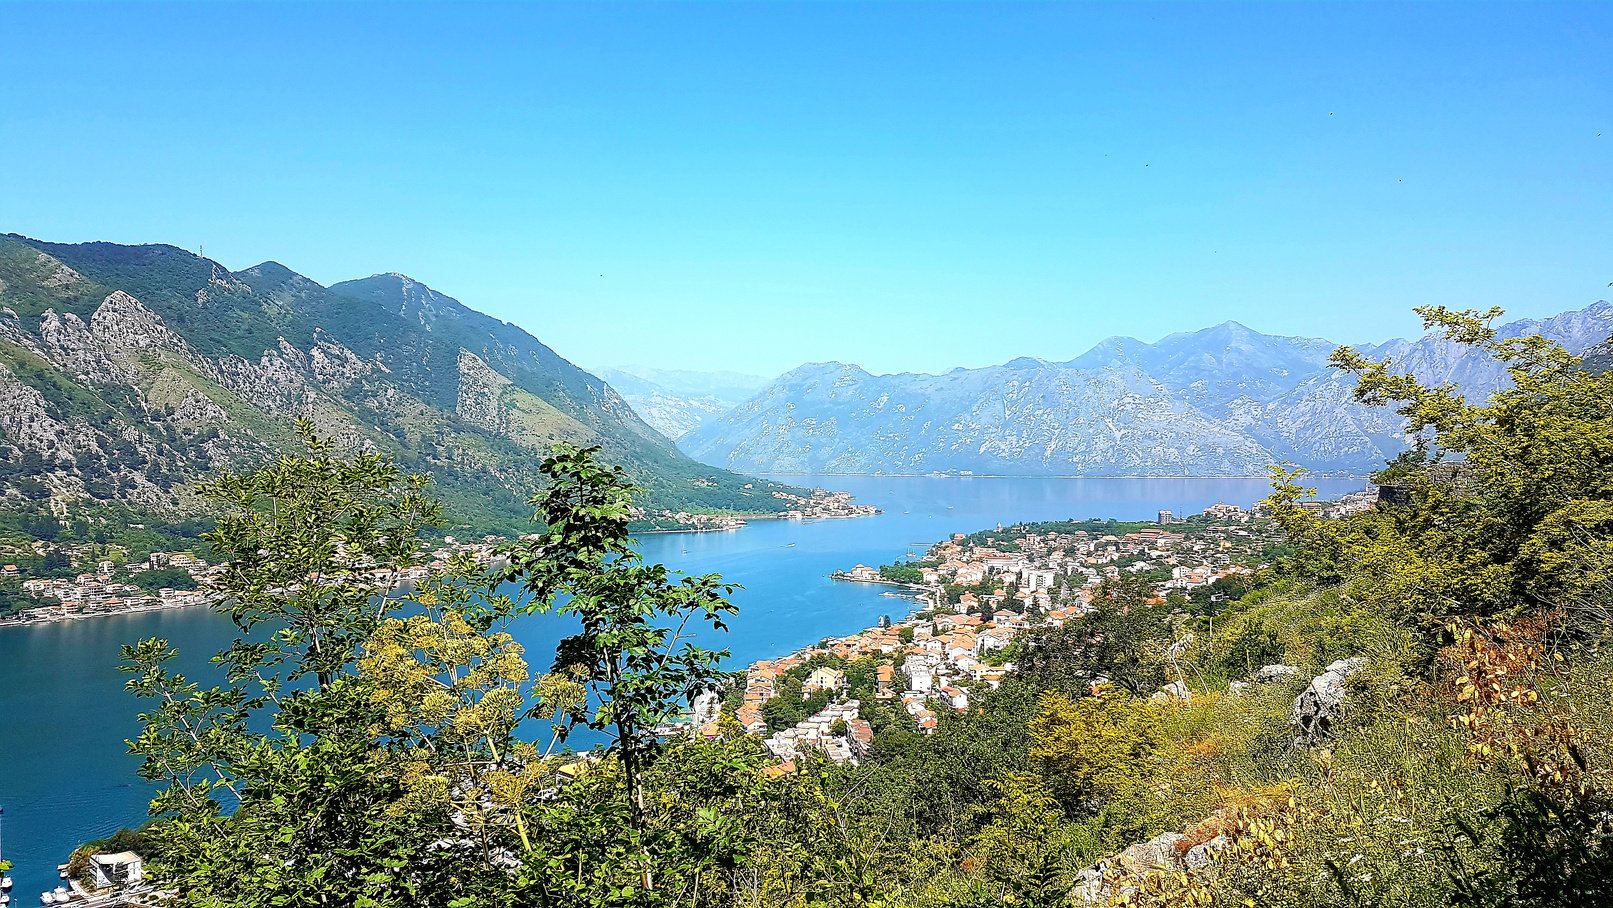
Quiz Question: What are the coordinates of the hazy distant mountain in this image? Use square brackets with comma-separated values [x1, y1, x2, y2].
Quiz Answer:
[595, 366, 772, 440]
[683, 302, 1613, 477]
[1068, 321, 1338, 417]
[682, 359, 1273, 475]
[0, 235, 803, 531]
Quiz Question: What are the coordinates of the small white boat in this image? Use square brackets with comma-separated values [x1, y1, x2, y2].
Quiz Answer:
[51, 888, 68, 904]
[1, 875, 12, 890]
[40, 894, 52, 906]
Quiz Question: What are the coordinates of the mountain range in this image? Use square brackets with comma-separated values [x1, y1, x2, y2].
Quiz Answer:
[593, 366, 772, 440]
[0, 234, 802, 533]
[680, 303, 1613, 477]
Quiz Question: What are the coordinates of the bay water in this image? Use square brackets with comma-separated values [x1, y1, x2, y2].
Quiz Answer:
[0, 475, 1363, 895]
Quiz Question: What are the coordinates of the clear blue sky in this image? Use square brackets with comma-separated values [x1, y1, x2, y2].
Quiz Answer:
[2, 2, 1609, 377]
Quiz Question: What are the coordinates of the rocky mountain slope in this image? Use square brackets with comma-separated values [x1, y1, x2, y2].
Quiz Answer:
[0, 235, 801, 532]
[682, 303, 1613, 477]
[595, 367, 772, 439]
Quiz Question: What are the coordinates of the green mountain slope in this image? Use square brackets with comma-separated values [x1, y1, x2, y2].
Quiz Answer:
[0, 234, 801, 533]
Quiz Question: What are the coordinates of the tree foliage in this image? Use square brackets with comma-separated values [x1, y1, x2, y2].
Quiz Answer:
[1271, 305, 1613, 637]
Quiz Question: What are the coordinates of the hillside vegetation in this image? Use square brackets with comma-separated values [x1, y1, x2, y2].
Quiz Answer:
[0, 234, 802, 537]
[95, 306, 1612, 907]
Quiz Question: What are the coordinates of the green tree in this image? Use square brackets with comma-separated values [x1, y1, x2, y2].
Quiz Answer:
[1016, 575, 1171, 697]
[502, 444, 740, 894]
[879, 563, 925, 584]
[200, 419, 441, 694]
[129, 566, 198, 592]
[1027, 688, 1163, 815]
[958, 774, 1085, 908]
[119, 421, 473, 906]
[119, 433, 769, 907]
[1271, 305, 1613, 640]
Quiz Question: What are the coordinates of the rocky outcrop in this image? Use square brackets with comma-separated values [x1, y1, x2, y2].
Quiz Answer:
[1292, 657, 1367, 746]
[1255, 664, 1300, 683]
[456, 350, 512, 432]
[1116, 831, 1183, 873]
[0, 286, 339, 508]
[36, 252, 83, 288]
[1185, 834, 1228, 870]
[1072, 820, 1231, 903]
[214, 349, 317, 418]
[1151, 680, 1192, 703]
[0, 361, 103, 462]
[90, 290, 189, 358]
[36, 292, 191, 387]
[307, 336, 374, 387]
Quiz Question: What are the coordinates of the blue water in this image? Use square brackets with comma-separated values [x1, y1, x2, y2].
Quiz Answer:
[0, 475, 1363, 895]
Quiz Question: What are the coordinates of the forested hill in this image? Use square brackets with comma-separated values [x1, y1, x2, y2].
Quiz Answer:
[0, 234, 802, 533]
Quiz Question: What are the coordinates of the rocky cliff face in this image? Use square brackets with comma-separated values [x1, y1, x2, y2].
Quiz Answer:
[0, 234, 800, 529]
[684, 303, 1613, 477]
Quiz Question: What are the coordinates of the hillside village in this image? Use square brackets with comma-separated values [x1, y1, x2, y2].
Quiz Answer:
[0, 485, 885, 623]
[0, 535, 509, 626]
[0, 488, 886, 623]
[642, 487, 881, 532]
[712, 491, 1377, 772]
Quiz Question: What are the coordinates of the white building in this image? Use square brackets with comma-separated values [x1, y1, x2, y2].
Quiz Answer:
[88, 852, 143, 888]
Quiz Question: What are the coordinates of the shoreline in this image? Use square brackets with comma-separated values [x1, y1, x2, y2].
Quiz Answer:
[748, 471, 1370, 480]
[0, 595, 218, 630]
[637, 507, 883, 535]
[827, 571, 928, 591]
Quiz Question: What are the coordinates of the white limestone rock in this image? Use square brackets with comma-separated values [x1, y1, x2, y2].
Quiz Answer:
[1292, 657, 1368, 746]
